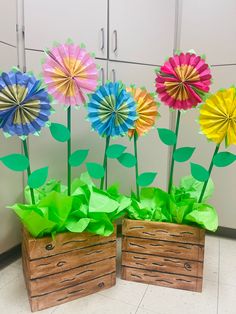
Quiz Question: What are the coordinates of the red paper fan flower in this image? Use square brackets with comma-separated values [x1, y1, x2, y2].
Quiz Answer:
[155, 52, 212, 110]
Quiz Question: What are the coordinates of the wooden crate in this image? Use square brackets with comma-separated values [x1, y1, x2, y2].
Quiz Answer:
[121, 219, 205, 292]
[22, 227, 117, 312]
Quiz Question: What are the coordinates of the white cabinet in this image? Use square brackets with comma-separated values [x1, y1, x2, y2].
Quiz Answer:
[24, 0, 108, 59]
[107, 61, 170, 192]
[174, 65, 236, 228]
[109, 0, 176, 65]
[25, 50, 108, 185]
[0, 0, 17, 46]
[180, 0, 236, 65]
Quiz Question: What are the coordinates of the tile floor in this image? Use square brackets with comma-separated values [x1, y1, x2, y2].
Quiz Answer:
[0, 235, 235, 314]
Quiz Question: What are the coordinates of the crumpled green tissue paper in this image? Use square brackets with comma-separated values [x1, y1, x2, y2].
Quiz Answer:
[10, 172, 131, 238]
[125, 176, 218, 232]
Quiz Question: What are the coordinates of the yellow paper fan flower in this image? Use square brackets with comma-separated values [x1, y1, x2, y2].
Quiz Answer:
[199, 87, 236, 146]
[127, 87, 159, 137]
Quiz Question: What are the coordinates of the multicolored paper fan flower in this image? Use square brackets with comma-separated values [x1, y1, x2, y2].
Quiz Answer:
[199, 87, 236, 147]
[0, 70, 51, 137]
[42, 42, 98, 106]
[88, 82, 137, 137]
[126, 86, 159, 137]
[156, 52, 212, 110]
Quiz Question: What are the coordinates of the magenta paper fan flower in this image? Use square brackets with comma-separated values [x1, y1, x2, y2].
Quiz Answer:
[42, 43, 98, 106]
[155, 52, 212, 110]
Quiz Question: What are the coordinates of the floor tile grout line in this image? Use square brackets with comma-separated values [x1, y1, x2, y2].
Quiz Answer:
[217, 238, 221, 314]
[135, 284, 149, 314]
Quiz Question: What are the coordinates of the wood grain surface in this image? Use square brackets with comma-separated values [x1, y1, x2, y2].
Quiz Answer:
[22, 228, 117, 312]
[122, 219, 205, 245]
[121, 219, 205, 292]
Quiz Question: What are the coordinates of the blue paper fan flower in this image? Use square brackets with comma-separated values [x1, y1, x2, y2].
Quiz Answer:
[88, 82, 137, 137]
[0, 70, 52, 137]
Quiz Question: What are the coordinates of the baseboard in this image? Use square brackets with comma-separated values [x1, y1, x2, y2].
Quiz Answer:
[0, 244, 21, 271]
[210, 226, 236, 239]
[117, 223, 122, 236]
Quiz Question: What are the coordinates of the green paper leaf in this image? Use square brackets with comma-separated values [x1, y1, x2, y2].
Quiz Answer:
[106, 144, 126, 159]
[157, 128, 176, 146]
[69, 149, 89, 167]
[137, 172, 157, 187]
[28, 167, 49, 189]
[118, 153, 136, 168]
[0, 154, 29, 171]
[66, 218, 90, 233]
[190, 163, 209, 182]
[86, 162, 104, 179]
[50, 123, 70, 142]
[213, 151, 236, 167]
[173, 147, 195, 162]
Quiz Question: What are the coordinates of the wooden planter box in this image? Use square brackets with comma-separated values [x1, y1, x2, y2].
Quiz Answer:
[121, 219, 205, 292]
[22, 227, 117, 312]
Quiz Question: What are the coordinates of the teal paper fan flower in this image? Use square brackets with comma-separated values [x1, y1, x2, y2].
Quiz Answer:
[88, 82, 137, 137]
[0, 70, 52, 137]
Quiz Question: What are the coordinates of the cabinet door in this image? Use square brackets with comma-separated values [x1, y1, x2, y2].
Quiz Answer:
[24, 0, 108, 59]
[109, 0, 176, 65]
[107, 61, 170, 192]
[0, 0, 17, 46]
[174, 65, 236, 228]
[180, 0, 236, 65]
[25, 50, 107, 184]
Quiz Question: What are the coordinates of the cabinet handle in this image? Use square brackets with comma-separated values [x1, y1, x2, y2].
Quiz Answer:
[111, 69, 116, 82]
[113, 30, 118, 53]
[100, 28, 105, 50]
[100, 67, 105, 85]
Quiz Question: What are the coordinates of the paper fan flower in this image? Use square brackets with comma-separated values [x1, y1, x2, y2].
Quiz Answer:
[199, 87, 236, 147]
[0, 70, 52, 137]
[126, 86, 159, 137]
[42, 42, 98, 106]
[87, 82, 138, 137]
[156, 52, 212, 110]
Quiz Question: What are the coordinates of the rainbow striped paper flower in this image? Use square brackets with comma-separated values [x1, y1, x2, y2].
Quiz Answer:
[88, 82, 138, 137]
[156, 52, 212, 110]
[42, 42, 98, 106]
[127, 86, 159, 137]
[0, 70, 51, 137]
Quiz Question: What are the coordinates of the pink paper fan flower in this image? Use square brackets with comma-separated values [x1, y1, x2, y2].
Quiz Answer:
[155, 52, 212, 110]
[42, 43, 98, 106]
